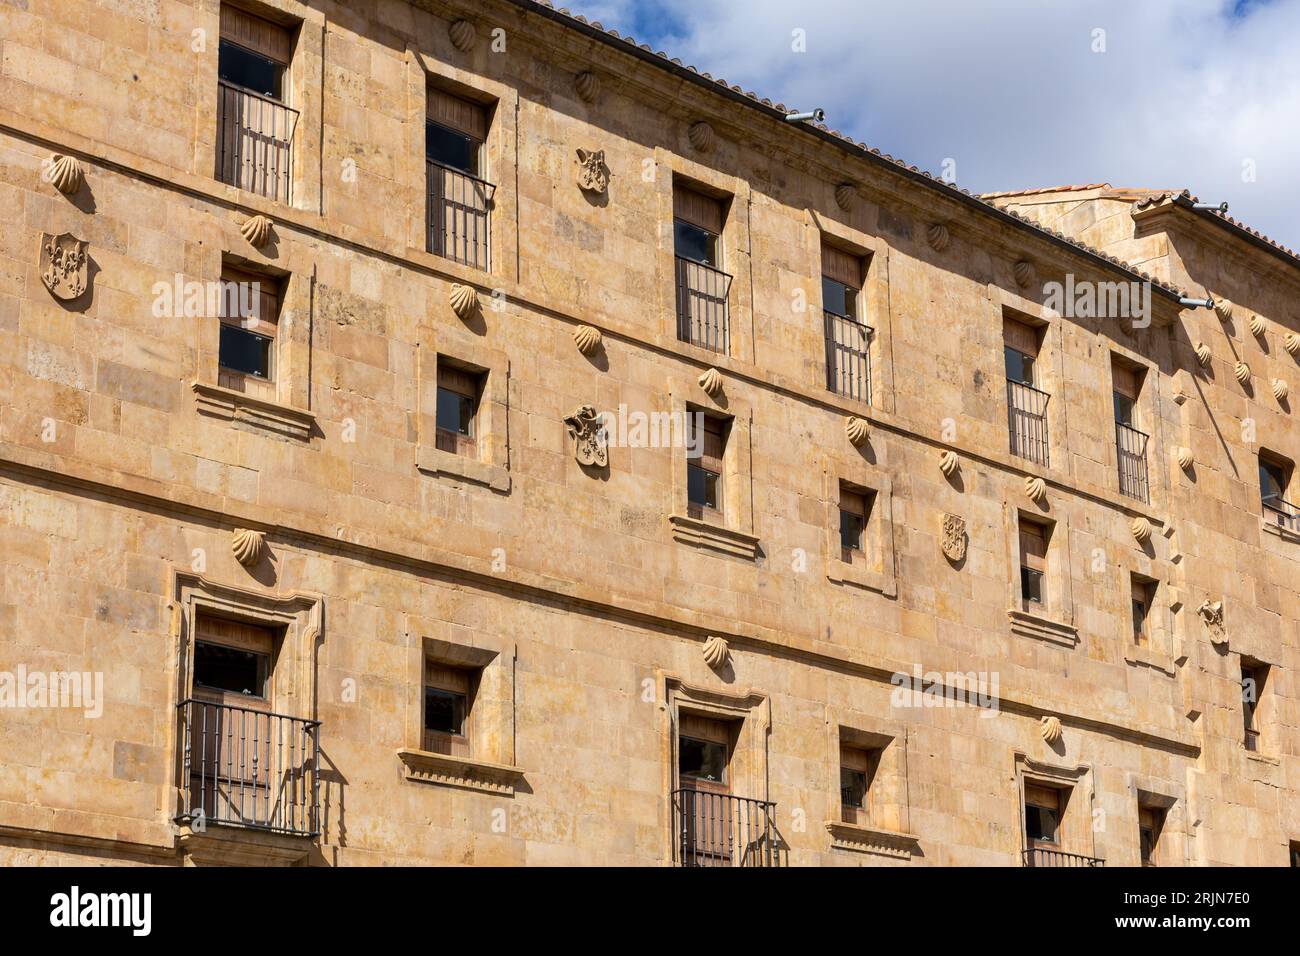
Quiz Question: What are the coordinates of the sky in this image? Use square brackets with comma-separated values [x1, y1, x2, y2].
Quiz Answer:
[565, 0, 1300, 250]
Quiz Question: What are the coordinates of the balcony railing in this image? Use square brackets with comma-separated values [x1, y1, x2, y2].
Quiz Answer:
[675, 256, 732, 354]
[1116, 422, 1150, 503]
[1263, 495, 1300, 533]
[1007, 379, 1051, 467]
[176, 698, 321, 838]
[825, 310, 873, 404]
[216, 80, 297, 204]
[427, 160, 494, 271]
[1022, 847, 1105, 867]
[672, 788, 779, 867]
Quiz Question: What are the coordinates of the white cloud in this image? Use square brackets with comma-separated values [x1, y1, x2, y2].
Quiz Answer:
[568, 0, 1300, 249]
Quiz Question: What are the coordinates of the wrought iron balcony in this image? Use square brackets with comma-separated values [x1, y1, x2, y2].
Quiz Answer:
[216, 80, 298, 203]
[1116, 421, 1150, 503]
[825, 309, 873, 404]
[1007, 379, 1050, 467]
[427, 160, 494, 271]
[177, 698, 321, 838]
[675, 256, 732, 354]
[672, 788, 779, 867]
[1022, 847, 1105, 867]
[1263, 495, 1300, 533]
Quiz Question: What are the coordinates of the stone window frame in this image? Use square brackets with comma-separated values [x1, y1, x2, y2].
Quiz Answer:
[666, 384, 759, 560]
[192, 250, 316, 443]
[1106, 345, 1165, 504]
[823, 710, 918, 860]
[1238, 654, 1277, 759]
[1258, 446, 1300, 544]
[1013, 752, 1099, 864]
[201, 0, 325, 215]
[823, 468, 897, 597]
[1004, 504, 1078, 647]
[403, 46, 520, 284]
[653, 149, 754, 363]
[1126, 778, 1185, 868]
[1118, 517, 1183, 676]
[810, 212, 893, 412]
[397, 628, 522, 796]
[414, 322, 511, 494]
[658, 675, 774, 865]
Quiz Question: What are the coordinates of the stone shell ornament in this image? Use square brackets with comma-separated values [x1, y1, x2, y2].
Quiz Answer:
[926, 223, 950, 252]
[1131, 516, 1153, 544]
[1024, 475, 1047, 504]
[939, 450, 960, 478]
[1234, 361, 1251, 386]
[845, 416, 870, 447]
[698, 367, 724, 397]
[48, 154, 84, 195]
[449, 283, 477, 321]
[449, 19, 475, 51]
[240, 215, 273, 248]
[702, 636, 729, 670]
[575, 70, 600, 103]
[572, 324, 602, 355]
[688, 121, 715, 153]
[1194, 342, 1213, 367]
[231, 528, 267, 567]
[1040, 716, 1062, 744]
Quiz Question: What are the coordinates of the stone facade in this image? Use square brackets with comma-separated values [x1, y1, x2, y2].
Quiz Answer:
[0, 0, 1295, 866]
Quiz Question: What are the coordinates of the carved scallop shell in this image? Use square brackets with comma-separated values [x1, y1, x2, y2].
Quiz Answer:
[939, 450, 960, 478]
[698, 366, 724, 397]
[834, 183, 856, 212]
[1040, 716, 1062, 744]
[688, 121, 715, 153]
[575, 70, 600, 103]
[845, 416, 870, 448]
[1024, 475, 1046, 503]
[231, 528, 267, 567]
[48, 154, 84, 195]
[449, 19, 475, 51]
[1249, 314, 1266, 337]
[1013, 260, 1035, 288]
[1234, 361, 1251, 386]
[449, 283, 477, 321]
[240, 215, 273, 248]
[1131, 516, 1153, 544]
[1176, 446, 1194, 471]
[1272, 378, 1289, 401]
[1194, 341, 1213, 367]
[702, 635, 729, 670]
[926, 222, 950, 252]
[572, 324, 602, 355]
[1214, 297, 1233, 322]
[1285, 333, 1300, 357]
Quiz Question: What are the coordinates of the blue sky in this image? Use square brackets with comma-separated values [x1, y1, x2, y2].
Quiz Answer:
[567, 0, 1300, 251]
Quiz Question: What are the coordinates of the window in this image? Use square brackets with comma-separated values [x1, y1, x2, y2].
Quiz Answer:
[1290, 842, 1300, 867]
[1113, 358, 1149, 501]
[426, 87, 493, 269]
[839, 745, 880, 826]
[1259, 452, 1297, 531]
[839, 484, 871, 559]
[1241, 659, 1268, 752]
[1018, 518, 1048, 608]
[1139, 805, 1165, 867]
[216, 5, 295, 202]
[1131, 575, 1154, 645]
[435, 362, 483, 458]
[194, 639, 270, 699]
[674, 183, 730, 352]
[1004, 315, 1049, 466]
[217, 265, 281, 395]
[687, 413, 727, 518]
[823, 242, 871, 403]
[423, 661, 474, 757]
[1024, 783, 1063, 847]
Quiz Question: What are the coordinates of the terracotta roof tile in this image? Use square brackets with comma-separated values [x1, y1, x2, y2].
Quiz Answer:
[979, 183, 1112, 200]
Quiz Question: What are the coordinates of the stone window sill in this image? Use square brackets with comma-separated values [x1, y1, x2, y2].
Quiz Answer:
[668, 513, 761, 560]
[1262, 520, 1300, 544]
[1243, 749, 1280, 767]
[827, 556, 896, 597]
[397, 748, 526, 795]
[192, 381, 315, 443]
[824, 820, 920, 859]
[1008, 607, 1079, 647]
[1123, 642, 1177, 676]
[416, 446, 511, 493]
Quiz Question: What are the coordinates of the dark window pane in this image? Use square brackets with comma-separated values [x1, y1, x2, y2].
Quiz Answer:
[840, 510, 865, 552]
[822, 276, 858, 318]
[218, 40, 282, 99]
[674, 220, 717, 266]
[679, 736, 727, 782]
[687, 464, 720, 510]
[1259, 461, 1287, 504]
[194, 641, 268, 697]
[219, 325, 273, 378]
[1025, 804, 1058, 843]
[1005, 347, 1035, 385]
[1114, 392, 1136, 425]
[426, 121, 478, 175]
[840, 767, 867, 809]
[1021, 566, 1043, 604]
[436, 387, 475, 436]
[424, 688, 466, 735]
[1140, 825, 1155, 864]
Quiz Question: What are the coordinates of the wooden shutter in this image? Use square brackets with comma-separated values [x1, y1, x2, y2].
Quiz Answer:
[1019, 519, 1047, 572]
[219, 266, 280, 337]
[437, 363, 480, 399]
[1003, 316, 1041, 357]
[822, 243, 863, 288]
[697, 415, 726, 473]
[681, 714, 731, 744]
[425, 662, 471, 694]
[427, 86, 486, 141]
[220, 5, 292, 64]
[673, 184, 724, 234]
[839, 487, 868, 519]
[1112, 360, 1140, 399]
[1025, 782, 1061, 810]
[196, 614, 275, 654]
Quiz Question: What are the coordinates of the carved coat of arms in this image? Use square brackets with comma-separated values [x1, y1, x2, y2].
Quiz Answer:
[575, 148, 609, 195]
[941, 513, 967, 562]
[39, 232, 89, 301]
[1198, 600, 1226, 645]
[564, 405, 608, 467]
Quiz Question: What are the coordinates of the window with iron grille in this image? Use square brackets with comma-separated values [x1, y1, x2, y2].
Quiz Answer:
[1113, 357, 1149, 502]
[673, 183, 731, 353]
[427, 87, 494, 270]
[1004, 315, 1049, 466]
[216, 5, 297, 203]
[822, 242, 871, 403]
